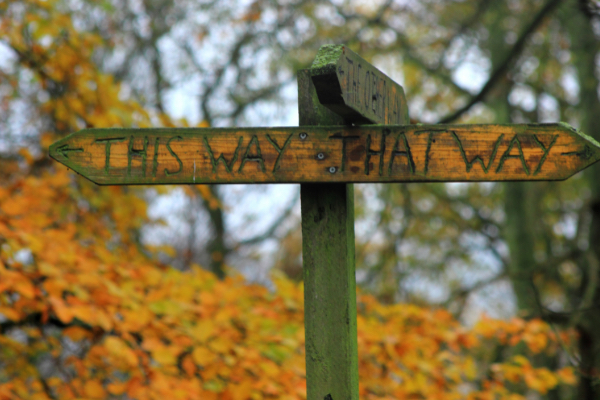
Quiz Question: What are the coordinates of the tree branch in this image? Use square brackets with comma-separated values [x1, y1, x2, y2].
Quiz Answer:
[444, 272, 507, 307]
[0, 312, 89, 335]
[437, 0, 564, 123]
[237, 191, 299, 246]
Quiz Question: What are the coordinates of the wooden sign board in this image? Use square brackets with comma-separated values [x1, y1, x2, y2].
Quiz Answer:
[310, 45, 409, 125]
[49, 123, 600, 185]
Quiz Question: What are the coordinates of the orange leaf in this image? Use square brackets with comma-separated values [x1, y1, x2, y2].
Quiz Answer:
[557, 367, 577, 385]
[107, 381, 128, 395]
[63, 326, 92, 341]
[49, 297, 73, 323]
[83, 380, 106, 399]
[182, 354, 196, 377]
[0, 306, 21, 321]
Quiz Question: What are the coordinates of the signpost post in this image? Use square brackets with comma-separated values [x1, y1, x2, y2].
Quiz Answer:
[50, 45, 600, 400]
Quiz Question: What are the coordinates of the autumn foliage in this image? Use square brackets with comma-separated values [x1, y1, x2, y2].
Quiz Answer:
[0, 1, 578, 399]
[0, 158, 579, 397]
[0, 167, 577, 399]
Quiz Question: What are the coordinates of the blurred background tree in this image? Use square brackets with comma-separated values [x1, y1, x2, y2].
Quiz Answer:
[1, 0, 600, 398]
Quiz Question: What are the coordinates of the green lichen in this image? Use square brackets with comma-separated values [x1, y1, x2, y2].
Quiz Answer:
[310, 44, 344, 76]
[311, 44, 344, 68]
[559, 121, 600, 150]
[558, 121, 574, 130]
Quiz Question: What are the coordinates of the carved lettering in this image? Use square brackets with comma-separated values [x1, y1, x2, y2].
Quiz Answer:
[452, 132, 503, 173]
[266, 133, 293, 172]
[533, 134, 557, 175]
[495, 135, 530, 175]
[380, 80, 386, 121]
[164, 136, 183, 176]
[95, 137, 126, 174]
[389, 89, 397, 125]
[345, 57, 355, 105]
[152, 137, 159, 177]
[357, 63, 362, 109]
[562, 145, 594, 160]
[364, 71, 371, 112]
[345, 65, 397, 122]
[238, 135, 266, 173]
[371, 74, 378, 115]
[330, 134, 359, 172]
[388, 131, 415, 174]
[396, 92, 402, 124]
[416, 130, 446, 174]
[364, 129, 390, 176]
[127, 136, 149, 176]
[203, 136, 243, 173]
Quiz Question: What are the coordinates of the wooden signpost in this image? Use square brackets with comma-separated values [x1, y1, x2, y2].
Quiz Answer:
[50, 44, 600, 400]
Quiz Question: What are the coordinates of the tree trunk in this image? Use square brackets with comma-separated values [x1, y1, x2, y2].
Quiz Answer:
[504, 181, 539, 314]
[204, 185, 227, 279]
[483, 2, 542, 316]
[566, 2, 600, 398]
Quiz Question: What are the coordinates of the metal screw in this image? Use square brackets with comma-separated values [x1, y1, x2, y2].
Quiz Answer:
[299, 132, 307, 140]
[329, 166, 336, 174]
[317, 153, 325, 160]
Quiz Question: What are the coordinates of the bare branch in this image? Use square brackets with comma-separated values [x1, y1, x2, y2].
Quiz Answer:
[444, 272, 507, 307]
[237, 191, 299, 246]
[438, 0, 564, 123]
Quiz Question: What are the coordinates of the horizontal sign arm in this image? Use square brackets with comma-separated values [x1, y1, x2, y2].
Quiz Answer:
[49, 123, 600, 185]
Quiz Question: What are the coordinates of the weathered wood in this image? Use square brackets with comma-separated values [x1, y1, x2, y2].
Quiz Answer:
[298, 68, 359, 400]
[49, 123, 600, 185]
[310, 44, 409, 125]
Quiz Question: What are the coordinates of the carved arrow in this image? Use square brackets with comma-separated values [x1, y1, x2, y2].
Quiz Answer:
[55, 144, 84, 159]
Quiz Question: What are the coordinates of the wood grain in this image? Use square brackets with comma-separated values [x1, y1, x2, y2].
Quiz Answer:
[298, 68, 359, 400]
[49, 123, 600, 185]
[310, 45, 409, 125]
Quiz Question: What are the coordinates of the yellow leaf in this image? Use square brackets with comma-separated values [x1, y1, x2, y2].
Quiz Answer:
[142, 337, 163, 351]
[0, 306, 20, 321]
[192, 347, 215, 366]
[104, 337, 138, 367]
[463, 356, 477, 380]
[557, 367, 577, 385]
[152, 346, 178, 366]
[94, 309, 113, 331]
[512, 355, 530, 367]
[260, 360, 280, 378]
[189, 320, 216, 343]
[208, 336, 230, 354]
[524, 332, 548, 353]
[18, 148, 34, 165]
[83, 380, 106, 399]
[38, 262, 61, 277]
[228, 380, 253, 400]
